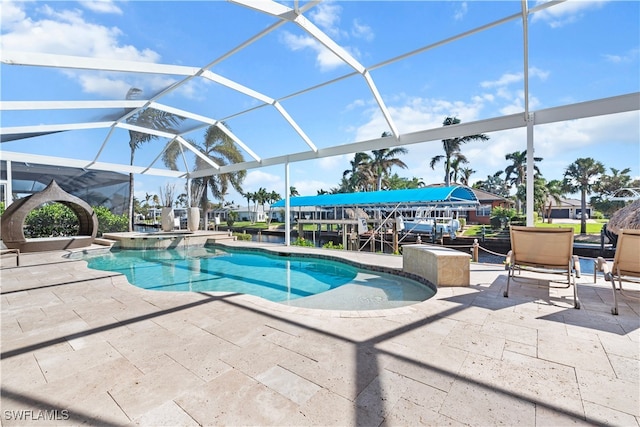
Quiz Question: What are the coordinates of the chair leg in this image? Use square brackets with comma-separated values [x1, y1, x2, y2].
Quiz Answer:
[572, 273, 580, 309]
[504, 268, 512, 298]
[610, 275, 619, 315]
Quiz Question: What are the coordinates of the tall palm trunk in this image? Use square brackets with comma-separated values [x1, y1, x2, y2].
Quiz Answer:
[580, 188, 587, 234]
[128, 148, 135, 232]
[202, 180, 210, 230]
[128, 174, 135, 231]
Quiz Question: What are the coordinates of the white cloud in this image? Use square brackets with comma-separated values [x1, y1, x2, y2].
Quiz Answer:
[293, 178, 335, 196]
[0, 1, 26, 30]
[481, 67, 549, 89]
[532, 1, 607, 28]
[317, 155, 345, 171]
[3, 4, 160, 61]
[280, 31, 344, 71]
[1, 2, 164, 98]
[481, 72, 523, 89]
[243, 170, 282, 190]
[453, 2, 468, 21]
[80, 0, 123, 15]
[351, 19, 373, 41]
[280, 1, 373, 72]
[603, 48, 639, 64]
[344, 98, 366, 111]
[309, 1, 344, 38]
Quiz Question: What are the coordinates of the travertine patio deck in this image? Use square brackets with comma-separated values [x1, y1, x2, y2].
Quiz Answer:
[1, 242, 638, 426]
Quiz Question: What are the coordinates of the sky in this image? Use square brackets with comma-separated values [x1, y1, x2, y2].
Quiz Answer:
[1, 0, 639, 206]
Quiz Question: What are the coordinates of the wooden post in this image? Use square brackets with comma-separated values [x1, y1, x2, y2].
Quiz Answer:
[393, 221, 398, 254]
[472, 239, 479, 262]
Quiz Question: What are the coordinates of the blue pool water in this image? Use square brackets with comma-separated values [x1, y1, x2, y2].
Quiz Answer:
[84, 247, 435, 308]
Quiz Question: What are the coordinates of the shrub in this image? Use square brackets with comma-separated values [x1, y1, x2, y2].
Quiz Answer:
[233, 232, 252, 241]
[458, 218, 466, 229]
[227, 211, 238, 226]
[491, 206, 517, 219]
[292, 237, 314, 247]
[510, 215, 527, 226]
[94, 206, 128, 236]
[322, 241, 343, 250]
[489, 216, 506, 230]
[25, 203, 79, 238]
[490, 206, 517, 229]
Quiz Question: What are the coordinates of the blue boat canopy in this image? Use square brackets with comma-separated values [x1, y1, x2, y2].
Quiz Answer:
[272, 186, 478, 208]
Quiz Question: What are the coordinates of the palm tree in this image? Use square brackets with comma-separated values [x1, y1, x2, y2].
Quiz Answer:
[163, 124, 246, 224]
[517, 177, 553, 219]
[343, 152, 372, 192]
[250, 192, 259, 222]
[368, 147, 409, 191]
[460, 167, 476, 186]
[563, 157, 605, 234]
[544, 179, 565, 223]
[473, 171, 510, 198]
[125, 87, 185, 231]
[504, 150, 543, 213]
[289, 186, 300, 197]
[254, 187, 270, 220]
[385, 174, 426, 190]
[449, 153, 469, 184]
[241, 191, 254, 223]
[592, 167, 634, 216]
[266, 190, 281, 225]
[430, 116, 489, 186]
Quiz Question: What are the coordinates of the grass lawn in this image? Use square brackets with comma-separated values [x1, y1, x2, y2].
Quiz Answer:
[464, 221, 605, 237]
[534, 221, 605, 234]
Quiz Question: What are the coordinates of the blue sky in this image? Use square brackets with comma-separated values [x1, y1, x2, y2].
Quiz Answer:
[1, 0, 639, 205]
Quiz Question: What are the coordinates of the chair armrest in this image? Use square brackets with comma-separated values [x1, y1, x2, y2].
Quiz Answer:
[596, 257, 612, 280]
[572, 255, 581, 278]
[505, 250, 513, 270]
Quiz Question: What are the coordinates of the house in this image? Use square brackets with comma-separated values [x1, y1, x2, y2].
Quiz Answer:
[209, 204, 267, 224]
[425, 184, 513, 225]
[546, 198, 591, 219]
[467, 188, 513, 225]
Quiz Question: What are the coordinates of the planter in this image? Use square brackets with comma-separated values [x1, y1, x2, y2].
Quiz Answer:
[187, 207, 200, 231]
[161, 207, 174, 232]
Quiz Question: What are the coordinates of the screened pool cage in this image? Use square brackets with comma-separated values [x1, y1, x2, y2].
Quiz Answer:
[1, 1, 638, 245]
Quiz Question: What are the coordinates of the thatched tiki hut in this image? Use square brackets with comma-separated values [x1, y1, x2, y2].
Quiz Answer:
[605, 199, 640, 246]
[608, 200, 640, 234]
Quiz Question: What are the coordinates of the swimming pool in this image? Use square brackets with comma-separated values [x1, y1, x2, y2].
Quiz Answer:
[84, 246, 436, 310]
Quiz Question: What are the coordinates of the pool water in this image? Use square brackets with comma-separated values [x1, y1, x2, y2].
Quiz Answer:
[84, 247, 435, 309]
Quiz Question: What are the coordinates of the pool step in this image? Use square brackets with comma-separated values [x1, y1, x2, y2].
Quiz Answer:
[94, 237, 117, 247]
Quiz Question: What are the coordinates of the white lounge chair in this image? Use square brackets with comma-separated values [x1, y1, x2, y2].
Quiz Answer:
[504, 226, 581, 309]
[596, 229, 640, 315]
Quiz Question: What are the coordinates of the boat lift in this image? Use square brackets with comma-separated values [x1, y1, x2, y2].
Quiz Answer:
[271, 186, 480, 252]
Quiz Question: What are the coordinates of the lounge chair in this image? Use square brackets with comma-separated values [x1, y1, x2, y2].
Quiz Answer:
[596, 229, 640, 315]
[504, 226, 581, 309]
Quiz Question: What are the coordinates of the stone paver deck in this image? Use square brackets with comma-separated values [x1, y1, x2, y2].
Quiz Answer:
[1, 242, 638, 426]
